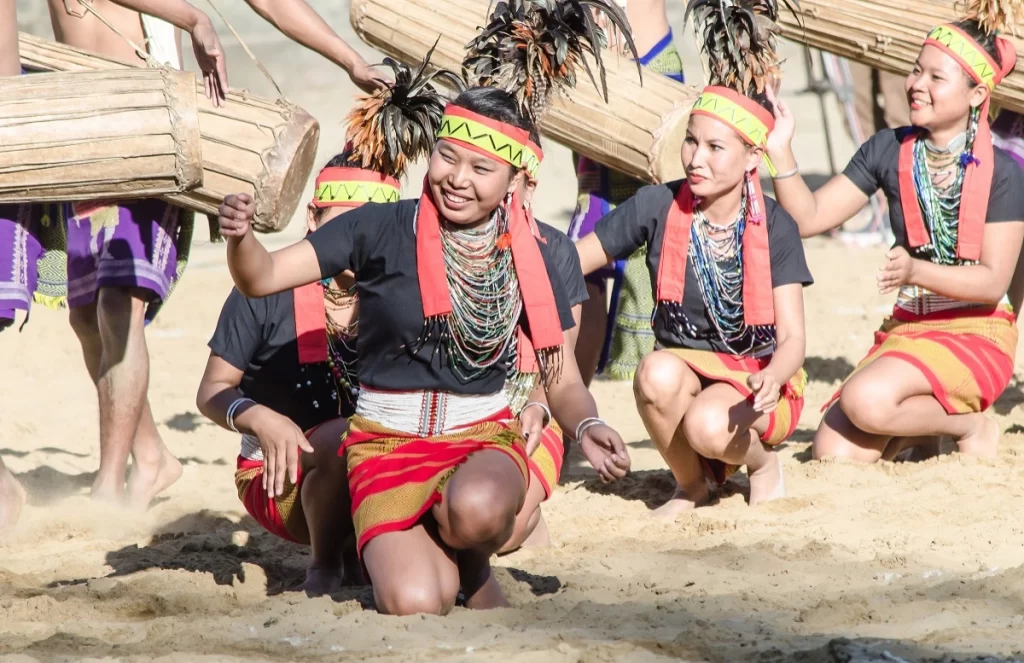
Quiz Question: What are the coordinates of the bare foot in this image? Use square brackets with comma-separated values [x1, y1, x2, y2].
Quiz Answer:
[340, 544, 367, 586]
[0, 466, 26, 539]
[126, 445, 183, 510]
[463, 569, 510, 610]
[520, 512, 550, 549]
[299, 566, 344, 596]
[652, 484, 709, 518]
[748, 452, 785, 506]
[458, 552, 509, 610]
[956, 416, 999, 459]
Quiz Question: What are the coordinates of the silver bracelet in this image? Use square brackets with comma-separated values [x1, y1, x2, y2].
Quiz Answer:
[773, 165, 799, 180]
[226, 397, 256, 433]
[520, 401, 551, 426]
[574, 416, 605, 442]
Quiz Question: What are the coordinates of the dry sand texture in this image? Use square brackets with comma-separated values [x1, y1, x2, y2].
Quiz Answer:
[3, 2, 1024, 662]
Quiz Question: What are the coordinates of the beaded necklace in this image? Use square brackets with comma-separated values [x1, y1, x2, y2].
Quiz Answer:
[438, 207, 522, 381]
[667, 194, 776, 355]
[322, 277, 359, 404]
[911, 110, 979, 266]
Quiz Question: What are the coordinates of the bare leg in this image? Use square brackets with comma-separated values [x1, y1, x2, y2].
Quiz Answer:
[681, 384, 782, 506]
[813, 403, 892, 463]
[498, 470, 548, 554]
[0, 457, 26, 538]
[295, 418, 360, 594]
[576, 282, 607, 386]
[362, 523, 460, 616]
[70, 298, 181, 506]
[838, 357, 999, 458]
[632, 351, 706, 516]
[432, 449, 526, 609]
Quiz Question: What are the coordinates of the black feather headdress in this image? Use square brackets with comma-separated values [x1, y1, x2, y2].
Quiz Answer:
[462, 0, 642, 120]
[684, 0, 800, 96]
[346, 40, 466, 180]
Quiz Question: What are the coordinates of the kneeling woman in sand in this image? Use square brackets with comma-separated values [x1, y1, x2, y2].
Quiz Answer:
[196, 58, 443, 592]
[765, 0, 1024, 462]
[575, 0, 812, 513]
[218, 85, 629, 615]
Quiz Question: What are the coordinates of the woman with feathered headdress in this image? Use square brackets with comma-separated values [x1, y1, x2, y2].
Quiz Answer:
[576, 0, 813, 513]
[462, 0, 638, 555]
[195, 52, 452, 595]
[767, 0, 1024, 463]
[214, 12, 632, 612]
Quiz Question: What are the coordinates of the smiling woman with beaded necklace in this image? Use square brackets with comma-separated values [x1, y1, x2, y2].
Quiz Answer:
[195, 51, 450, 596]
[765, 0, 1024, 464]
[575, 0, 813, 515]
[216, 5, 632, 615]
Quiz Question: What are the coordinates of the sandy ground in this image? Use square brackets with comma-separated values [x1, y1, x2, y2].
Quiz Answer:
[4, 3, 1024, 662]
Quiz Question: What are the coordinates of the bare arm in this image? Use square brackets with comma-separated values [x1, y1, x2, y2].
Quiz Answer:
[763, 85, 871, 238]
[576, 234, 615, 276]
[219, 194, 323, 297]
[763, 284, 806, 386]
[890, 221, 1024, 304]
[242, 0, 386, 92]
[105, 0, 228, 104]
[196, 353, 312, 497]
[0, 0, 18, 77]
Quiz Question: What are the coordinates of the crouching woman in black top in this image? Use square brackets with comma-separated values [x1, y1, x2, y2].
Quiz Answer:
[218, 86, 629, 615]
[196, 58, 432, 594]
[576, 0, 813, 515]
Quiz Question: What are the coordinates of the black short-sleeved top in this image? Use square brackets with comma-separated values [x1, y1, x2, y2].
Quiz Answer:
[842, 128, 1024, 259]
[208, 288, 357, 431]
[305, 200, 577, 394]
[594, 180, 813, 355]
[537, 220, 589, 308]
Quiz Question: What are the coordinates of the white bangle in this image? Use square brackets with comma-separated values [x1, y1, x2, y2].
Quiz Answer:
[574, 416, 605, 442]
[520, 401, 551, 426]
[773, 165, 799, 180]
[226, 397, 256, 433]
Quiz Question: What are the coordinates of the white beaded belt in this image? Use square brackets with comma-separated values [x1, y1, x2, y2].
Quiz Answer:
[896, 285, 1008, 316]
[356, 386, 509, 436]
[240, 433, 264, 461]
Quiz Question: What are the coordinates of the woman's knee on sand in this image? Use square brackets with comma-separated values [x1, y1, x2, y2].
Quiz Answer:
[440, 454, 524, 552]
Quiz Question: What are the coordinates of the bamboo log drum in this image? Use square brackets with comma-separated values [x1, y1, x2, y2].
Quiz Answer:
[350, 0, 699, 184]
[777, 0, 1024, 115]
[0, 69, 201, 204]
[19, 32, 320, 233]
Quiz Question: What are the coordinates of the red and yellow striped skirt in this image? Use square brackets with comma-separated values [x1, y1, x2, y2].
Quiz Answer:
[528, 420, 565, 499]
[234, 454, 307, 544]
[343, 409, 528, 554]
[825, 306, 1017, 415]
[665, 348, 807, 484]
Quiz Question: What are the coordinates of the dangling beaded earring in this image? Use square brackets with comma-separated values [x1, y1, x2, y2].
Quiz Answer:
[960, 105, 982, 169]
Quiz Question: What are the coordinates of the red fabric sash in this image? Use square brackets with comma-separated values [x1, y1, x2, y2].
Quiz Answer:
[294, 281, 328, 364]
[655, 181, 774, 326]
[900, 29, 1018, 261]
[416, 112, 563, 356]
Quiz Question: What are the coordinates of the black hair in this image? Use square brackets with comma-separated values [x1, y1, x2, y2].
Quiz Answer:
[451, 86, 541, 162]
[751, 91, 776, 115]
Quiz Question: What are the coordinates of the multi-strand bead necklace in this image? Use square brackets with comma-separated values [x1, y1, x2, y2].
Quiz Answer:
[912, 114, 977, 266]
[322, 278, 359, 404]
[439, 208, 522, 381]
[665, 193, 775, 356]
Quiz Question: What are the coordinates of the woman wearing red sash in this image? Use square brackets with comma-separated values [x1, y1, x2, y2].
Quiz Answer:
[218, 84, 629, 614]
[766, 0, 1024, 462]
[576, 0, 812, 515]
[196, 57, 444, 593]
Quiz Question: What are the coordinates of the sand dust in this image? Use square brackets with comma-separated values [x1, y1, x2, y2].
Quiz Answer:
[4, 8, 1024, 660]
[3, 234, 1024, 662]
